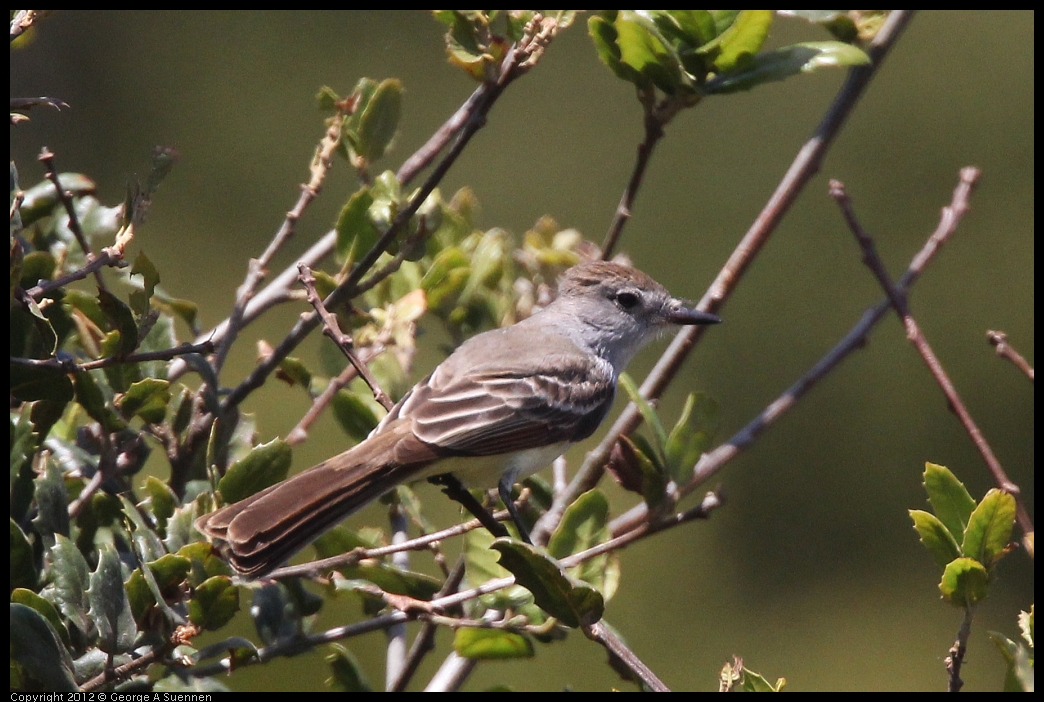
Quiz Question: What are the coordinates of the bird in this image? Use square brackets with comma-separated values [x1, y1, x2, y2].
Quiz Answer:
[195, 260, 720, 576]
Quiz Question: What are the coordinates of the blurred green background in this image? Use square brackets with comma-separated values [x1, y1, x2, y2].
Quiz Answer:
[11, 11, 1033, 691]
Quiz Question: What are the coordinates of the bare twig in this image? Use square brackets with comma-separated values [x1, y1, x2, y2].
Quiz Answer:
[190, 487, 722, 683]
[221, 16, 562, 413]
[10, 190, 24, 221]
[286, 352, 367, 445]
[945, 606, 974, 692]
[298, 263, 394, 411]
[169, 17, 566, 385]
[81, 642, 168, 692]
[389, 558, 466, 691]
[583, 620, 669, 692]
[600, 109, 666, 259]
[987, 330, 1034, 382]
[22, 248, 128, 300]
[11, 340, 215, 373]
[265, 508, 508, 580]
[534, 10, 916, 544]
[609, 168, 976, 536]
[38, 147, 107, 292]
[830, 173, 1033, 557]
[386, 503, 410, 690]
[213, 114, 345, 375]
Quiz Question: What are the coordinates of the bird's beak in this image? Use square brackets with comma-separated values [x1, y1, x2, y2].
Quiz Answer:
[666, 302, 721, 326]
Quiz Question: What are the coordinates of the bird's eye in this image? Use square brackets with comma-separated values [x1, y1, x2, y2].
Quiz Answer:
[614, 291, 640, 309]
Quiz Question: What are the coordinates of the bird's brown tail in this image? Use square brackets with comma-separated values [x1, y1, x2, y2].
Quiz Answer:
[195, 424, 434, 577]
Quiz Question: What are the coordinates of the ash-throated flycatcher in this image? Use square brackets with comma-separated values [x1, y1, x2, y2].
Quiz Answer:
[196, 261, 720, 575]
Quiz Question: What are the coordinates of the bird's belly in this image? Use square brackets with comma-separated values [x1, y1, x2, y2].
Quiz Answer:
[422, 441, 572, 489]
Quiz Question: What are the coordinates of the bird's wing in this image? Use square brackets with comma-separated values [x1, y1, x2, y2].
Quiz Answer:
[390, 352, 616, 456]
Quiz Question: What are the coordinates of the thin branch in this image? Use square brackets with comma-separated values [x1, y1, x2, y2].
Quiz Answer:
[385, 503, 410, 690]
[10, 340, 215, 374]
[23, 248, 128, 300]
[298, 263, 394, 410]
[213, 114, 345, 375]
[221, 16, 562, 413]
[168, 16, 565, 386]
[600, 109, 666, 259]
[285, 351, 366, 445]
[830, 173, 1033, 557]
[80, 640, 169, 692]
[424, 653, 477, 692]
[945, 606, 974, 692]
[583, 620, 669, 692]
[388, 557, 467, 692]
[10, 189, 24, 221]
[264, 507, 510, 580]
[609, 168, 976, 536]
[987, 330, 1034, 382]
[38, 147, 107, 292]
[168, 64, 499, 383]
[534, 10, 917, 544]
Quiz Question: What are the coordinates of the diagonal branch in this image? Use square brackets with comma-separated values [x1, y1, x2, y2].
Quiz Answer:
[534, 10, 917, 543]
[609, 167, 978, 536]
[830, 173, 1033, 557]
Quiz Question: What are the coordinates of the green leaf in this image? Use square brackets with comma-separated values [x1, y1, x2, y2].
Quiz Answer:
[617, 372, 668, 456]
[491, 538, 604, 628]
[330, 388, 381, 442]
[20, 295, 59, 356]
[9, 362, 74, 405]
[588, 16, 640, 86]
[709, 9, 772, 73]
[32, 455, 70, 541]
[128, 251, 160, 318]
[939, 557, 989, 608]
[547, 489, 618, 600]
[97, 287, 140, 357]
[89, 545, 138, 654]
[19, 173, 96, 225]
[117, 377, 170, 423]
[961, 488, 1016, 566]
[741, 668, 787, 692]
[988, 630, 1034, 692]
[19, 250, 56, 289]
[120, 494, 167, 563]
[45, 534, 93, 634]
[325, 643, 373, 692]
[706, 41, 870, 94]
[454, 627, 534, 660]
[909, 509, 962, 570]
[275, 356, 313, 392]
[922, 462, 977, 542]
[336, 561, 442, 601]
[189, 575, 240, 631]
[10, 603, 78, 692]
[613, 11, 683, 94]
[11, 588, 69, 647]
[217, 438, 292, 504]
[144, 475, 178, 527]
[335, 187, 378, 265]
[663, 391, 717, 485]
[355, 78, 403, 164]
[148, 553, 192, 596]
[316, 85, 341, 111]
[73, 369, 126, 432]
[630, 435, 670, 512]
